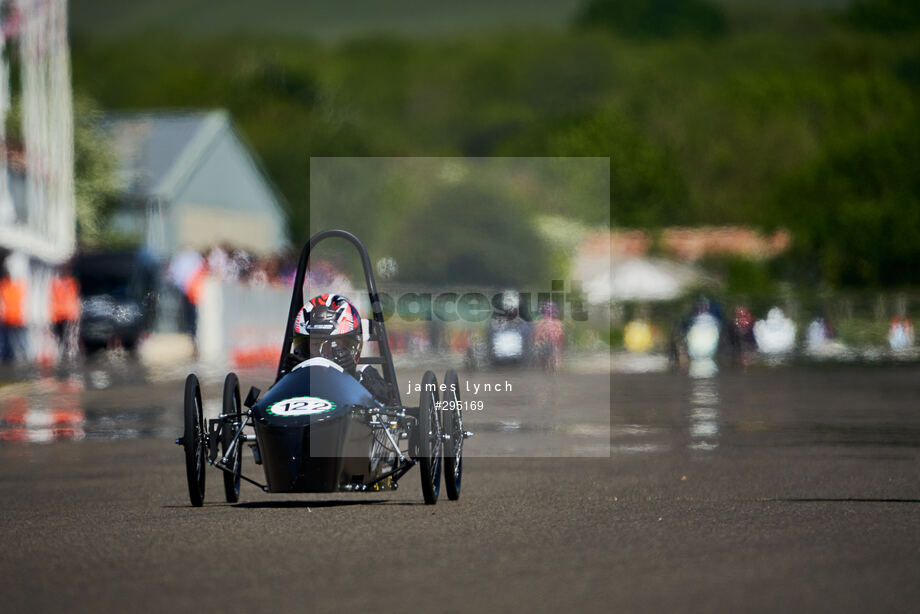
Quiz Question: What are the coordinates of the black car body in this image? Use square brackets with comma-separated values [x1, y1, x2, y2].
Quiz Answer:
[251, 359, 394, 492]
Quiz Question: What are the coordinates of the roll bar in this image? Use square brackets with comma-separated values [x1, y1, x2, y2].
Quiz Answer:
[276, 229, 401, 406]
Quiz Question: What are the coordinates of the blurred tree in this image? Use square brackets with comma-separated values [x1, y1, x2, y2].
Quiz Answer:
[500, 110, 691, 227]
[845, 0, 920, 33]
[67, 7, 920, 288]
[698, 255, 777, 300]
[772, 116, 920, 286]
[391, 182, 550, 286]
[72, 96, 122, 247]
[575, 0, 728, 40]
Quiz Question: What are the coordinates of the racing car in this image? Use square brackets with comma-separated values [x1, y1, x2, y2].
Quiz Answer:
[176, 229, 471, 506]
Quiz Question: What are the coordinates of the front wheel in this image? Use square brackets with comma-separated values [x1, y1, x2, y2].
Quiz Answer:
[442, 369, 463, 500]
[183, 374, 206, 507]
[414, 370, 442, 505]
[221, 373, 242, 503]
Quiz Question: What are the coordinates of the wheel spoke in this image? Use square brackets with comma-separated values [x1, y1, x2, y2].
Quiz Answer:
[446, 389, 462, 478]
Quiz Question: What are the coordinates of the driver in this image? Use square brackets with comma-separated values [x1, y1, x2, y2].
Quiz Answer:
[289, 294, 391, 402]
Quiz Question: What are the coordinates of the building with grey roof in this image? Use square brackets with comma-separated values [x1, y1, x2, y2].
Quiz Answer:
[103, 110, 288, 256]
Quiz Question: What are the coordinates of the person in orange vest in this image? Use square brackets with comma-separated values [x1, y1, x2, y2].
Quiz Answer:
[167, 250, 208, 354]
[0, 264, 27, 364]
[50, 262, 81, 359]
[184, 259, 208, 347]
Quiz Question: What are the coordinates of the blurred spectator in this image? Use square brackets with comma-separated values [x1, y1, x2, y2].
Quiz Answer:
[670, 295, 723, 366]
[305, 261, 336, 288]
[729, 305, 757, 361]
[207, 244, 237, 282]
[408, 330, 430, 354]
[0, 265, 27, 364]
[888, 315, 915, 350]
[450, 329, 470, 354]
[678, 295, 725, 338]
[487, 290, 533, 365]
[806, 316, 833, 351]
[265, 254, 282, 285]
[279, 247, 299, 287]
[248, 259, 269, 287]
[428, 317, 443, 352]
[168, 250, 208, 343]
[231, 248, 253, 281]
[753, 307, 797, 355]
[535, 301, 565, 368]
[623, 318, 652, 354]
[194, 243, 308, 290]
[733, 306, 754, 337]
[49, 263, 81, 359]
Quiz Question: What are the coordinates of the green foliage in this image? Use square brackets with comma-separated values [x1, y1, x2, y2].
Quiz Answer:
[608, 326, 622, 347]
[500, 110, 690, 227]
[836, 317, 889, 347]
[697, 256, 778, 299]
[67, 2, 920, 287]
[72, 96, 122, 247]
[390, 183, 550, 286]
[576, 0, 728, 39]
[845, 0, 920, 33]
[772, 115, 920, 287]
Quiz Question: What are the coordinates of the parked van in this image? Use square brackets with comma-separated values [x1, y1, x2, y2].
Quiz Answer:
[73, 250, 159, 353]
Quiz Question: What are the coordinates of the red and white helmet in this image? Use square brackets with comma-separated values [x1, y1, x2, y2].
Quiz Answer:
[293, 294, 363, 371]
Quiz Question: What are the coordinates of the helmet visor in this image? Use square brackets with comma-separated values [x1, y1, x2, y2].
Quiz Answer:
[309, 336, 361, 363]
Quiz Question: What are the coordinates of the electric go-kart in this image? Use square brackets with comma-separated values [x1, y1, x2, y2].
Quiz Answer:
[176, 229, 471, 506]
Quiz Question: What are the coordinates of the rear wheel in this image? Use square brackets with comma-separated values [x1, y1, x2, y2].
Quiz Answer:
[183, 374, 206, 507]
[442, 369, 463, 500]
[415, 370, 442, 505]
[221, 373, 242, 503]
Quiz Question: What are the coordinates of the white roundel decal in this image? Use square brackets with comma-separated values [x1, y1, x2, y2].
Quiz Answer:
[267, 396, 336, 417]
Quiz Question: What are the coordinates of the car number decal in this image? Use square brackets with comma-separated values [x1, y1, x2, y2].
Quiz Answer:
[267, 396, 337, 417]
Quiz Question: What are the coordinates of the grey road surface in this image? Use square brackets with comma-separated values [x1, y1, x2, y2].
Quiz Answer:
[1, 364, 919, 613]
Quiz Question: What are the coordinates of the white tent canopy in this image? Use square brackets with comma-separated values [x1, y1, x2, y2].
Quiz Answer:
[576, 256, 702, 304]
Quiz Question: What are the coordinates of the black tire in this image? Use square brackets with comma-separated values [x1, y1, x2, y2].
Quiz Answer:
[415, 370, 442, 505]
[442, 369, 463, 500]
[221, 373, 242, 503]
[183, 374, 206, 507]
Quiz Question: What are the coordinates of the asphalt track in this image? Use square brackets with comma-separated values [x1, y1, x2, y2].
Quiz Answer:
[1, 364, 920, 613]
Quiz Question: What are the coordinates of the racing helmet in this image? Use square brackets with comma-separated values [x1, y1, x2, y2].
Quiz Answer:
[293, 294, 363, 372]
